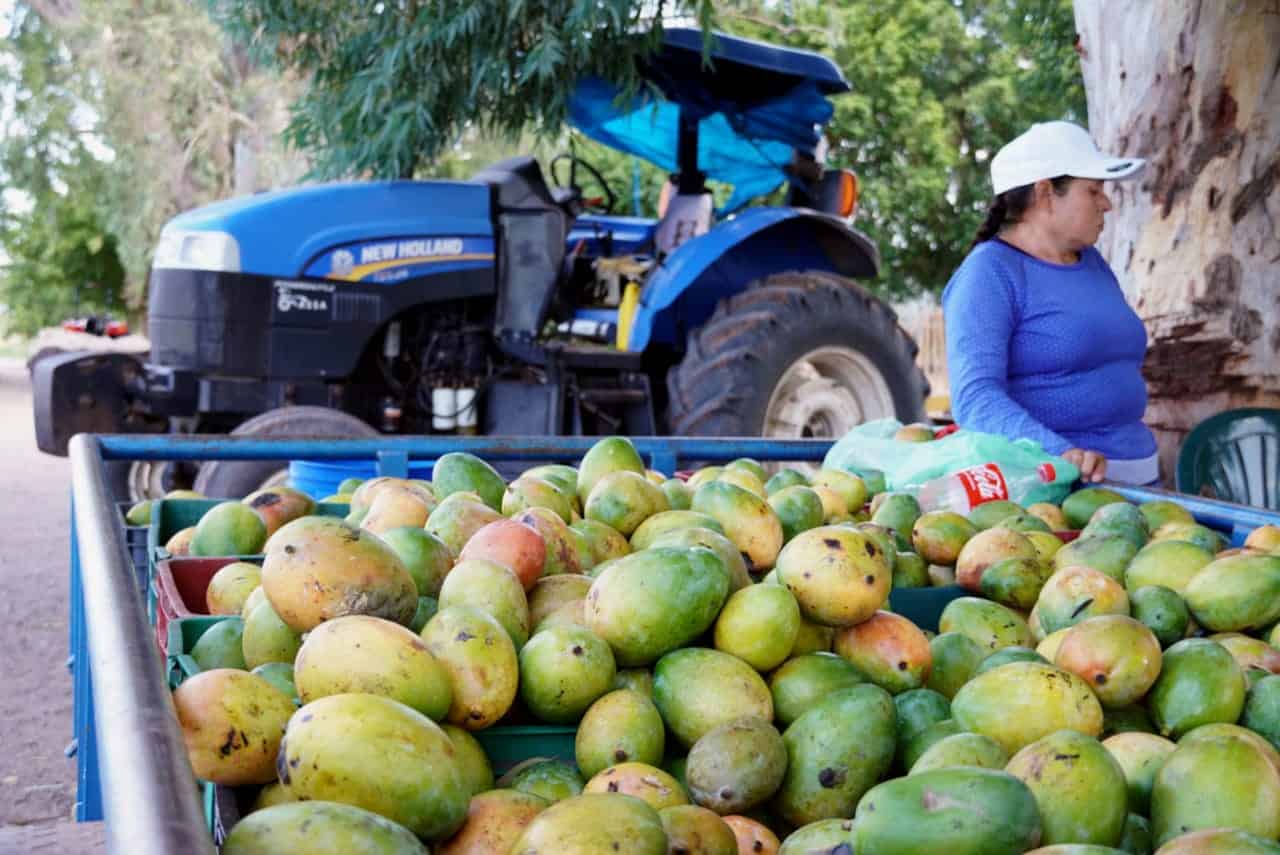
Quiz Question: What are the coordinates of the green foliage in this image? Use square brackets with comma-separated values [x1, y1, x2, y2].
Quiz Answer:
[0, 8, 125, 336]
[721, 0, 1085, 297]
[207, 0, 717, 180]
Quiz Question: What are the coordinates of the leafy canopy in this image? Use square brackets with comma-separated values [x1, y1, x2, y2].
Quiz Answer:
[0, 8, 125, 336]
[208, 0, 718, 180]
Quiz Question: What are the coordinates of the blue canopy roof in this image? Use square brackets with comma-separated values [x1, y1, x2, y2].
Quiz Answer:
[568, 30, 848, 213]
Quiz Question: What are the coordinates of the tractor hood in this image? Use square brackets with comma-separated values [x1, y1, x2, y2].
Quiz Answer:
[569, 28, 849, 212]
[156, 180, 493, 278]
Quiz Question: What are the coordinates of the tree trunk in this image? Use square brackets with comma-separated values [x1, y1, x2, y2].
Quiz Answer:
[1074, 0, 1280, 486]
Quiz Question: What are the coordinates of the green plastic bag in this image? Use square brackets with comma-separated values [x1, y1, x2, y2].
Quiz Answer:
[822, 419, 1080, 506]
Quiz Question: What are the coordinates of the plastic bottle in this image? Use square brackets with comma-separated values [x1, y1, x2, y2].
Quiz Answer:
[917, 462, 1058, 514]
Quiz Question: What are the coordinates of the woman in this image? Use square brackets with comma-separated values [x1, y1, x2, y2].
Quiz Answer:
[942, 120, 1159, 485]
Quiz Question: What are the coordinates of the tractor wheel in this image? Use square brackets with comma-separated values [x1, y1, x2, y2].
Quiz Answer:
[665, 272, 929, 445]
[193, 406, 379, 499]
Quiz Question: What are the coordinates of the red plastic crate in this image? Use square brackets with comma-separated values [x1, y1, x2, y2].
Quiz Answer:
[153, 557, 259, 654]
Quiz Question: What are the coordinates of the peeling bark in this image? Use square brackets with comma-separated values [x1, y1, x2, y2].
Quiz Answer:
[1075, 0, 1280, 484]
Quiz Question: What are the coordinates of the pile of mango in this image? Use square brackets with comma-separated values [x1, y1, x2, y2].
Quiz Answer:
[156, 436, 1280, 855]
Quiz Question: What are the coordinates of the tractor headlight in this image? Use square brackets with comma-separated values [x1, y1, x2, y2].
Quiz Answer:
[153, 229, 241, 273]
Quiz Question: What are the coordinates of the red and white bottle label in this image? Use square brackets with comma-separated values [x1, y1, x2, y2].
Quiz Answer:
[956, 464, 1010, 508]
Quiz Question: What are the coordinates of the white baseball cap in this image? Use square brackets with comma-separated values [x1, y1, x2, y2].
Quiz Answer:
[990, 120, 1146, 196]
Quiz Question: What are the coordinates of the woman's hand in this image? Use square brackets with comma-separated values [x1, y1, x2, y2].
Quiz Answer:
[1062, 448, 1107, 483]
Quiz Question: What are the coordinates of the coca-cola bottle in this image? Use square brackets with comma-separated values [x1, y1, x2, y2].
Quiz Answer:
[917, 462, 1058, 514]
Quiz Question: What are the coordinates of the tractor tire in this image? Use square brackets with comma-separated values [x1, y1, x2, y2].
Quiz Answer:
[193, 406, 380, 499]
[665, 272, 929, 442]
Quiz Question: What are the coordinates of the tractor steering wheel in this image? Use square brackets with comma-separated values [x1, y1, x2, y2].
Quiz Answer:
[549, 153, 618, 215]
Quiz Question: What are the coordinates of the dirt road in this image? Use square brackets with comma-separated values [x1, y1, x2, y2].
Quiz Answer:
[0, 362, 106, 849]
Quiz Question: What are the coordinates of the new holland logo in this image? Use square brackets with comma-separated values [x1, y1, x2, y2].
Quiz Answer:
[274, 280, 334, 313]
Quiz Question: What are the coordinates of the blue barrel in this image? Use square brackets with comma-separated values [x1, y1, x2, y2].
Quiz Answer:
[289, 459, 437, 499]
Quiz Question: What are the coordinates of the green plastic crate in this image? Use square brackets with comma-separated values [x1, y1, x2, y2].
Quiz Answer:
[473, 725, 577, 775]
[166, 616, 229, 688]
[148, 498, 350, 560]
[887, 584, 966, 633]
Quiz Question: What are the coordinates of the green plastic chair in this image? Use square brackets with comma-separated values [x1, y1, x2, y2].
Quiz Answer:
[1176, 407, 1280, 510]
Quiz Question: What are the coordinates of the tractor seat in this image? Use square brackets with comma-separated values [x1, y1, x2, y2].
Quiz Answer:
[654, 187, 713, 257]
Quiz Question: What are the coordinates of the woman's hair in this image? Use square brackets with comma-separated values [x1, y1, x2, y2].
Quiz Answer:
[969, 175, 1074, 250]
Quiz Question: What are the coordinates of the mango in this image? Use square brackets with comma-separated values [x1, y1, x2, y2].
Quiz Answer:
[660, 479, 694, 511]
[951, 662, 1103, 755]
[980, 556, 1052, 611]
[925, 631, 985, 699]
[1147, 639, 1246, 739]
[1026, 502, 1069, 531]
[714, 584, 802, 672]
[871, 492, 922, 548]
[527, 574, 592, 630]
[975, 645, 1046, 675]
[279, 693, 468, 839]
[1006, 728, 1128, 847]
[251, 662, 298, 705]
[967, 500, 1026, 531]
[692, 480, 785, 571]
[575, 689, 665, 779]
[261, 516, 417, 632]
[652, 648, 772, 749]
[938, 596, 1034, 651]
[1062, 487, 1129, 529]
[775, 684, 895, 826]
[765, 469, 809, 495]
[1183, 553, 1280, 632]
[191, 617, 248, 671]
[518, 624, 615, 724]
[1243, 674, 1280, 753]
[1102, 732, 1176, 815]
[510, 792, 666, 854]
[629, 510, 723, 551]
[360, 485, 433, 535]
[832, 610, 931, 695]
[570, 518, 631, 566]
[584, 470, 669, 536]
[586, 547, 729, 667]
[686, 716, 787, 815]
[810, 469, 868, 514]
[648, 526, 751, 592]
[222, 802, 428, 854]
[1083, 502, 1150, 550]
[778, 818, 857, 854]
[172, 668, 294, 785]
[912, 511, 978, 565]
[1150, 522, 1226, 554]
[294, 615, 452, 721]
[775, 526, 890, 627]
[457, 518, 545, 590]
[1151, 733, 1280, 846]
[438, 557, 530, 649]
[431, 452, 505, 511]
[426, 493, 505, 555]
[1053, 534, 1139, 584]
[379, 526, 455, 597]
[767, 486, 827, 545]
[1155, 829, 1280, 854]
[420, 605, 518, 729]
[501, 758, 585, 803]
[769, 652, 866, 728]
[892, 550, 930, 588]
[513, 506, 585, 576]
[503, 476, 574, 522]
[1246, 525, 1280, 553]
[1035, 566, 1130, 636]
[660, 805, 739, 855]
[206, 561, 263, 615]
[1129, 585, 1191, 648]
[241, 599, 302, 669]
[577, 437, 646, 503]
[955, 527, 1038, 591]
[723, 815, 782, 855]
[439, 724, 493, 798]
[437, 789, 546, 855]
[854, 768, 1042, 855]
[909, 731, 1008, 774]
[1054, 615, 1162, 708]
[192, 500, 268, 557]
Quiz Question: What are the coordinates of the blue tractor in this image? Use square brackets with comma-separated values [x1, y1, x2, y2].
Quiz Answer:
[34, 28, 927, 497]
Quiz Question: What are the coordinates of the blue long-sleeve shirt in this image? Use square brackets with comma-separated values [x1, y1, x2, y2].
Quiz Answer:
[941, 238, 1157, 460]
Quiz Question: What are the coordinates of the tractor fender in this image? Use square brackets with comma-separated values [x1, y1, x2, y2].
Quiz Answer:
[626, 207, 880, 351]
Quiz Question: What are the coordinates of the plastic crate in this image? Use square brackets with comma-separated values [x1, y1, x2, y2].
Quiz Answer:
[116, 501, 150, 601]
[154, 558, 262, 655]
[473, 725, 577, 775]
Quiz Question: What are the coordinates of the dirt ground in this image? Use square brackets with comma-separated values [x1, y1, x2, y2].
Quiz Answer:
[0, 362, 106, 849]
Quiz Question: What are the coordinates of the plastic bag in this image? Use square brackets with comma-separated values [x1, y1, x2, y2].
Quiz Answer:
[822, 418, 1080, 506]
